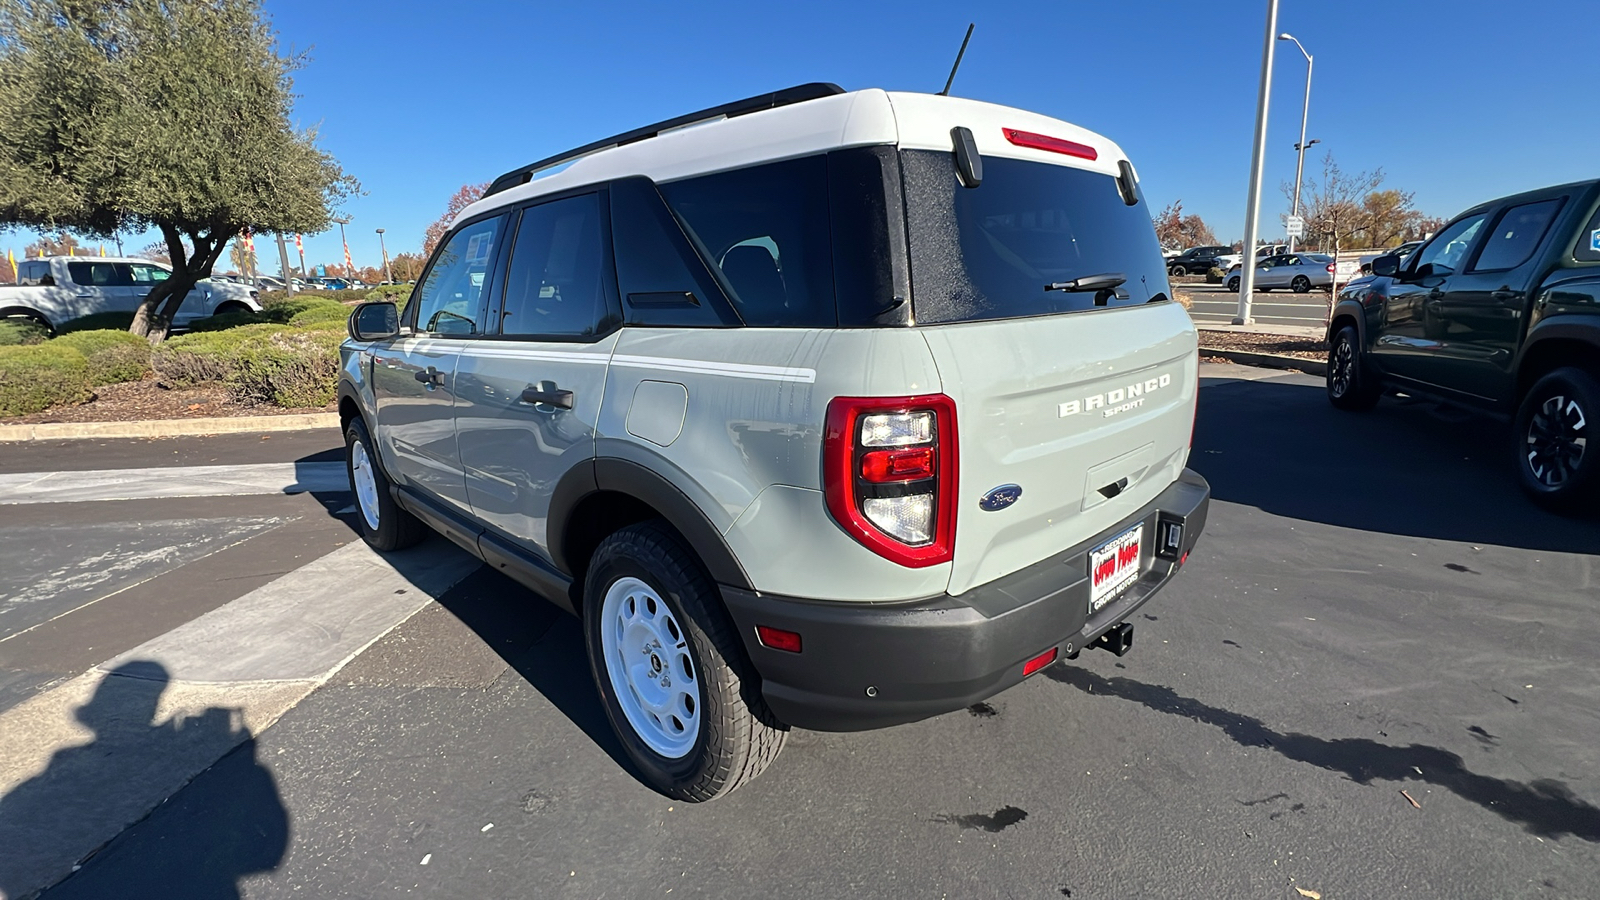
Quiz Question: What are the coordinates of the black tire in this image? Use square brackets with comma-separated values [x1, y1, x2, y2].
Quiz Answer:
[1326, 325, 1380, 411]
[1292, 275, 1312, 293]
[1170, 265, 1187, 277]
[1227, 277, 1240, 292]
[344, 416, 427, 551]
[1514, 367, 1600, 512]
[214, 301, 252, 316]
[583, 521, 787, 802]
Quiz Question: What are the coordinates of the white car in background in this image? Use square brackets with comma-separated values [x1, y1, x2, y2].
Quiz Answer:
[1225, 252, 1335, 293]
[0, 256, 261, 332]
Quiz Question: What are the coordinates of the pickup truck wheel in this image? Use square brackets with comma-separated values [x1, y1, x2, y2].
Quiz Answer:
[1327, 325, 1380, 411]
[214, 301, 252, 316]
[1515, 368, 1600, 511]
[1169, 265, 1187, 277]
[584, 521, 787, 802]
[1292, 275, 1312, 293]
[344, 416, 427, 551]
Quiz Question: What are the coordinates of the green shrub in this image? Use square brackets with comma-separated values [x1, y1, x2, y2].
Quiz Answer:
[365, 284, 413, 312]
[0, 318, 50, 346]
[225, 328, 344, 408]
[0, 344, 93, 416]
[186, 309, 268, 332]
[287, 302, 353, 329]
[57, 311, 136, 334]
[1205, 267, 1226, 284]
[52, 329, 152, 385]
[152, 322, 343, 408]
[152, 324, 284, 387]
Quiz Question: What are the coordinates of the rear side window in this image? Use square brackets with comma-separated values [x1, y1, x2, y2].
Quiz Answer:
[659, 156, 837, 327]
[413, 216, 503, 335]
[1471, 199, 1563, 272]
[1572, 203, 1600, 263]
[498, 194, 612, 338]
[18, 261, 50, 285]
[67, 261, 128, 287]
[128, 263, 170, 284]
[902, 151, 1169, 324]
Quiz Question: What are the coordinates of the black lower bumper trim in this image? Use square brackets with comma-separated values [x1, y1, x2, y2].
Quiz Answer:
[721, 468, 1209, 731]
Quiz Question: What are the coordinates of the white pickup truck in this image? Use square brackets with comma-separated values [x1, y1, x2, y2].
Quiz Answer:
[0, 256, 262, 333]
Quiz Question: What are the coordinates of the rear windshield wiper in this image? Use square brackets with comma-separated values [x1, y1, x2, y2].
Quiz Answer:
[1045, 273, 1128, 301]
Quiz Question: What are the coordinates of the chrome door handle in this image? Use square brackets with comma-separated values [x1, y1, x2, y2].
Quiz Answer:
[520, 386, 574, 409]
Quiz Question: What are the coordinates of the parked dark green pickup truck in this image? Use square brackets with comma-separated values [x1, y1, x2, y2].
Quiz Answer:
[1326, 178, 1600, 510]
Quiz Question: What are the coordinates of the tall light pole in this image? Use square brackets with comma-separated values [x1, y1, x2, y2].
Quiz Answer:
[1233, 0, 1280, 326]
[376, 228, 393, 284]
[332, 214, 352, 278]
[1280, 32, 1314, 253]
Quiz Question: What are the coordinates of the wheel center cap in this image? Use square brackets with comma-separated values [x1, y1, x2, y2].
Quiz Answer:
[650, 654, 662, 675]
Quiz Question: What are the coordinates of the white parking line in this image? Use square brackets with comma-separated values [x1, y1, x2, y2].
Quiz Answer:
[0, 462, 349, 505]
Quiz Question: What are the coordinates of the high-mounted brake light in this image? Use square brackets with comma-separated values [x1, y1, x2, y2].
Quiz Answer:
[824, 395, 958, 567]
[1003, 127, 1098, 161]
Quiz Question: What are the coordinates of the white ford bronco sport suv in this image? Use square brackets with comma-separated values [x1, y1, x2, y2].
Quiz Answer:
[339, 83, 1209, 800]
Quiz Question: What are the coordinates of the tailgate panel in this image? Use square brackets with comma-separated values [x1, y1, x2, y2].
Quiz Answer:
[921, 302, 1197, 595]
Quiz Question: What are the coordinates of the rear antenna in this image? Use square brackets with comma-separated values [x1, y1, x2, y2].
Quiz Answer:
[938, 23, 976, 96]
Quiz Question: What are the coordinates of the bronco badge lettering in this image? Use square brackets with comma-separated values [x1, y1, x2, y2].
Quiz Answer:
[1059, 374, 1172, 419]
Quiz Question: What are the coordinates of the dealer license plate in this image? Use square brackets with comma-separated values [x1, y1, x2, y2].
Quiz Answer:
[1089, 523, 1143, 612]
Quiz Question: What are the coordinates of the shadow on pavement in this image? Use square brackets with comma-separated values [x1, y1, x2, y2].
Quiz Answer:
[1194, 374, 1600, 553]
[431, 567, 635, 776]
[0, 661, 288, 899]
[1045, 665, 1600, 843]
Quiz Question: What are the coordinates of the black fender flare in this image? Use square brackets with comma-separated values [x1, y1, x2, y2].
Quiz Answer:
[548, 457, 753, 590]
[1326, 298, 1367, 346]
[1515, 315, 1600, 383]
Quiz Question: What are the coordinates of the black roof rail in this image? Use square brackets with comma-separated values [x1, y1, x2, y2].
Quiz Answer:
[483, 82, 846, 198]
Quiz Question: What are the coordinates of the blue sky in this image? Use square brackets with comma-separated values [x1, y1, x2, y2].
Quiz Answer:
[12, 0, 1600, 270]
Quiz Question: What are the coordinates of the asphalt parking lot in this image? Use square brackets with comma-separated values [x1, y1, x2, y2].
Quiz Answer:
[1185, 283, 1331, 328]
[3, 363, 1599, 899]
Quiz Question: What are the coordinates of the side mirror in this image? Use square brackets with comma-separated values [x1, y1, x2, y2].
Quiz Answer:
[349, 301, 399, 342]
[1370, 254, 1400, 278]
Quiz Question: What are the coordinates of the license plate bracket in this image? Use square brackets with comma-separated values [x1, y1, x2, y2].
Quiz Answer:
[1089, 523, 1143, 612]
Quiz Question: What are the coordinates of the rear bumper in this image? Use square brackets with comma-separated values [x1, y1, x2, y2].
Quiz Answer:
[721, 468, 1210, 731]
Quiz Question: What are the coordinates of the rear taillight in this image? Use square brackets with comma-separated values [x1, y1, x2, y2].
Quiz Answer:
[824, 395, 958, 567]
[1326, 263, 1336, 273]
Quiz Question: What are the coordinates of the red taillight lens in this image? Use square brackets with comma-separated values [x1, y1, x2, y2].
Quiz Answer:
[1023, 647, 1059, 677]
[860, 447, 935, 482]
[1326, 263, 1336, 273]
[1002, 127, 1098, 161]
[824, 395, 958, 568]
[756, 626, 802, 653]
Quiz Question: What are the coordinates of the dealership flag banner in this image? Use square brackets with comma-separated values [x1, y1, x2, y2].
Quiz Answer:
[343, 238, 353, 275]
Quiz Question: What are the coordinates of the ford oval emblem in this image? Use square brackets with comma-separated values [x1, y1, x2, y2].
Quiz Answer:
[979, 484, 1023, 512]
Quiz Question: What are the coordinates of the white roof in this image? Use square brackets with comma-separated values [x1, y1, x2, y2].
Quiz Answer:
[453, 89, 1133, 227]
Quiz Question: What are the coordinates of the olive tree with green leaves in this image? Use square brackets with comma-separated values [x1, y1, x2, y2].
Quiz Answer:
[0, 0, 356, 341]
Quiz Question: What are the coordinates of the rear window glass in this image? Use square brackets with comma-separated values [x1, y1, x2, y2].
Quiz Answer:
[901, 151, 1169, 324]
[1471, 198, 1563, 272]
[659, 156, 837, 327]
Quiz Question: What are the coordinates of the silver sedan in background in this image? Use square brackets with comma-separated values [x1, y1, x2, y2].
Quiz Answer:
[1225, 253, 1335, 293]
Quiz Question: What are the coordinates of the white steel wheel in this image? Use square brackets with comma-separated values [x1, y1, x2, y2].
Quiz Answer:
[600, 576, 701, 759]
[349, 439, 382, 531]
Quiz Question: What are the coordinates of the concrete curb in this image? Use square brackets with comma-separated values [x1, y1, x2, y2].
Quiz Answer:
[0, 413, 339, 443]
[1199, 348, 1327, 377]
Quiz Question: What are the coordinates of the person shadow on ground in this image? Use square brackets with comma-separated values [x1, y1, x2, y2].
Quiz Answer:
[0, 661, 289, 900]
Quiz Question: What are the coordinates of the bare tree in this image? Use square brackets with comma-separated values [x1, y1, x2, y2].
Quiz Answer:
[1152, 200, 1218, 251]
[1284, 153, 1382, 254]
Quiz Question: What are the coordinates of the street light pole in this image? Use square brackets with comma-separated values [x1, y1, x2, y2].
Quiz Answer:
[332, 215, 351, 279]
[1280, 33, 1313, 254]
[376, 228, 393, 284]
[1233, 0, 1280, 326]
